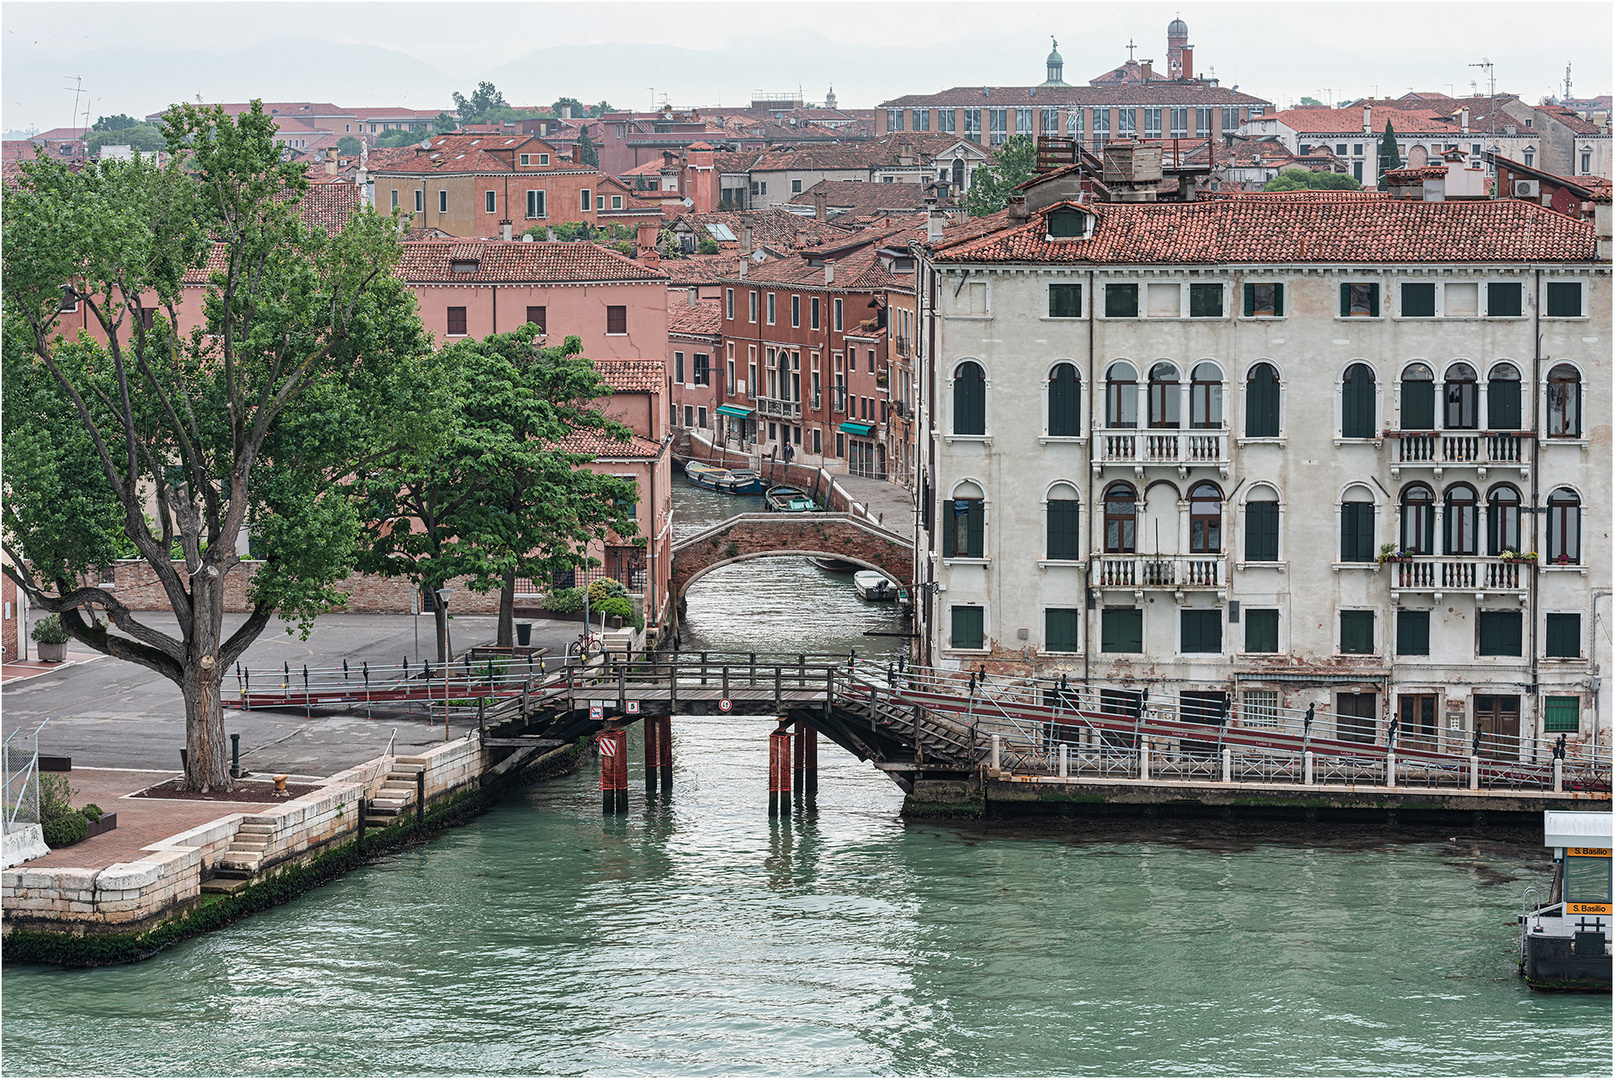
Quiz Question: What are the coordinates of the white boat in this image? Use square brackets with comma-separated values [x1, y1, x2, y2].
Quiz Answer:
[853, 570, 899, 601]
[1519, 810, 1612, 992]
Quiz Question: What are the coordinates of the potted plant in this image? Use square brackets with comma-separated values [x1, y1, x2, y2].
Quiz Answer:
[30, 614, 69, 662]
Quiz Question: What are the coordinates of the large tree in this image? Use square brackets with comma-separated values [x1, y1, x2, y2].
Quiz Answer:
[963, 135, 1037, 217]
[1, 101, 431, 790]
[576, 126, 599, 168]
[1263, 167, 1364, 191]
[1376, 121, 1402, 187]
[351, 327, 638, 655]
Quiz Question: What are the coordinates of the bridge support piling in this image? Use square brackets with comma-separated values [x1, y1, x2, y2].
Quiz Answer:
[659, 717, 674, 792]
[644, 716, 662, 795]
[803, 723, 818, 798]
[769, 724, 792, 817]
[793, 723, 805, 794]
[599, 729, 626, 815]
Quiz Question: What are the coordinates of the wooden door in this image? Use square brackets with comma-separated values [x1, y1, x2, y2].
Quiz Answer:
[1397, 694, 1439, 752]
[1335, 692, 1378, 744]
[1474, 695, 1520, 760]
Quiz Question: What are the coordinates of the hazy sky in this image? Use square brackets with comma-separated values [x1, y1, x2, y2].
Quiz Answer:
[3, 1, 1609, 133]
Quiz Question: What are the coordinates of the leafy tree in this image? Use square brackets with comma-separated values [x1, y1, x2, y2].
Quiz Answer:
[377, 127, 427, 149]
[1263, 167, 1363, 191]
[434, 111, 458, 134]
[1, 101, 431, 790]
[697, 236, 720, 255]
[963, 134, 1037, 217]
[337, 135, 361, 156]
[1298, 96, 1326, 108]
[92, 113, 143, 132]
[351, 327, 638, 652]
[552, 97, 612, 119]
[88, 123, 165, 154]
[1376, 121, 1402, 187]
[452, 81, 508, 124]
[576, 126, 599, 168]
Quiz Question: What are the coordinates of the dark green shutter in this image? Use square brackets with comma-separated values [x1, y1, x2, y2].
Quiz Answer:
[1478, 611, 1523, 656]
[1340, 610, 1375, 654]
[967, 501, 984, 558]
[1340, 283, 1351, 317]
[1400, 282, 1436, 317]
[954, 364, 985, 434]
[1245, 501, 1279, 561]
[1543, 695, 1580, 733]
[1401, 378, 1435, 429]
[1340, 502, 1374, 562]
[1190, 283, 1222, 317]
[1049, 364, 1081, 435]
[1101, 608, 1142, 653]
[1243, 283, 1256, 317]
[1342, 365, 1376, 438]
[1368, 283, 1380, 317]
[1545, 613, 1580, 658]
[1487, 281, 1522, 317]
[941, 497, 956, 557]
[951, 606, 984, 649]
[1546, 282, 1582, 317]
[1045, 609, 1081, 652]
[1246, 365, 1279, 437]
[1396, 610, 1430, 656]
[1181, 610, 1222, 653]
[1488, 375, 1521, 429]
[1272, 283, 1284, 316]
[1244, 609, 1279, 653]
[1047, 500, 1081, 560]
[1106, 283, 1138, 318]
[1048, 283, 1081, 317]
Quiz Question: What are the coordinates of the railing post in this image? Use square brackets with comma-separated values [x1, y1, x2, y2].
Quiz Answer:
[1469, 754, 1480, 790]
[722, 664, 730, 700]
[1553, 759, 1564, 793]
[989, 733, 1001, 772]
[1058, 743, 1069, 778]
[1386, 752, 1396, 789]
[1139, 741, 1150, 781]
[1221, 747, 1233, 783]
[1303, 750, 1314, 786]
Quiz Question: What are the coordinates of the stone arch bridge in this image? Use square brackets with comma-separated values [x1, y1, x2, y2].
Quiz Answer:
[671, 512, 913, 610]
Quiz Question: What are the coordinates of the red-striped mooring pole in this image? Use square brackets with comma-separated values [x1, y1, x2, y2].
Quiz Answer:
[769, 723, 793, 817]
[658, 717, 674, 792]
[597, 729, 626, 815]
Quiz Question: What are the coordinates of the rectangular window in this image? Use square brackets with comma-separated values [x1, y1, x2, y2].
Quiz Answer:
[414, 189, 424, 213]
[526, 189, 546, 218]
[1396, 610, 1430, 656]
[767, 293, 776, 324]
[520, 154, 530, 166]
[939, 109, 955, 133]
[1093, 109, 1110, 138]
[833, 297, 843, 331]
[446, 307, 467, 336]
[1243, 689, 1279, 727]
[1486, 281, 1522, 317]
[1181, 610, 1222, 653]
[725, 288, 734, 320]
[1478, 610, 1523, 656]
[887, 108, 905, 132]
[791, 295, 800, 328]
[539, 153, 549, 166]
[1400, 282, 1436, 317]
[950, 606, 984, 650]
[693, 354, 710, 386]
[962, 109, 981, 137]
[1069, 107, 1084, 137]
[1340, 282, 1380, 317]
[1543, 695, 1580, 733]
[941, 497, 984, 558]
[1105, 283, 1139, 318]
[1117, 109, 1135, 136]
[1243, 282, 1284, 317]
[1222, 107, 1239, 133]
[989, 108, 1007, 144]
[791, 178, 802, 194]
[1189, 283, 1223, 318]
[1048, 283, 1082, 318]
[674, 351, 685, 383]
[810, 297, 820, 330]
[1545, 282, 1583, 317]
[581, 189, 592, 211]
[1244, 609, 1279, 653]
[1016, 108, 1033, 135]
[610, 194, 623, 210]
[1340, 610, 1375, 654]
[1041, 107, 1059, 134]
[915, 109, 931, 131]
[1170, 107, 1188, 138]
[438, 190, 447, 213]
[1545, 613, 1580, 658]
[1144, 107, 1162, 138]
[606, 306, 627, 335]
[390, 189, 400, 210]
[1046, 500, 1081, 560]
[526, 306, 546, 332]
[746, 291, 757, 323]
[1101, 608, 1143, 653]
[1045, 609, 1081, 653]
[697, 406, 707, 429]
[1245, 501, 1279, 561]
[485, 190, 496, 213]
[684, 404, 693, 427]
[1196, 106, 1213, 136]
[1340, 503, 1375, 563]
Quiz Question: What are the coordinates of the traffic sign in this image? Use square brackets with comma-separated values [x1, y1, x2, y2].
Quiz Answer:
[589, 703, 603, 720]
[719, 698, 732, 713]
[626, 700, 640, 715]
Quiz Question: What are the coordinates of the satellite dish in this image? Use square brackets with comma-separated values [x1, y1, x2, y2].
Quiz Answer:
[521, 233, 534, 242]
[752, 249, 765, 262]
[420, 139, 432, 149]
[681, 197, 694, 207]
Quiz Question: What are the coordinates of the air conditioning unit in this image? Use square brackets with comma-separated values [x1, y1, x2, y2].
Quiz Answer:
[1513, 180, 1541, 198]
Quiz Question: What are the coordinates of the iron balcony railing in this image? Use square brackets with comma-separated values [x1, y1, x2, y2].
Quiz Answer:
[757, 396, 802, 419]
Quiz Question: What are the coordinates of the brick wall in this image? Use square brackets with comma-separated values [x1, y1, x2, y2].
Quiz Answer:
[103, 560, 502, 615]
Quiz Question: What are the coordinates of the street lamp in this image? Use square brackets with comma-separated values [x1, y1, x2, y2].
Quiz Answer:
[436, 587, 453, 741]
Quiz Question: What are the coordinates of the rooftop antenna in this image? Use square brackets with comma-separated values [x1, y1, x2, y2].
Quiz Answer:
[1564, 62, 1572, 100]
[1469, 58, 1495, 137]
[65, 75, 83, 134]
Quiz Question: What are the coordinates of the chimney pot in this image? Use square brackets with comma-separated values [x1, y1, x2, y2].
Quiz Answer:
[500, 220, 513, 242]
[825, 260, 835, 285]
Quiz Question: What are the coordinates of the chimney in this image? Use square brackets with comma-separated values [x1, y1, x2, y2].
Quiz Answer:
[687, 286, 698, 304]
[926, 196, 946, 241]
[637, 220, 659, 254]
[813, 189, 827, 220]
[1460, 107, 1470, 134]
[1364, 105, 1373, 135]
[738, 257, 748, 278]
[1180, 45, 1194, 81]
[1595, 200, 1612, 262]
[546, 226, 556, 241]
[739, 222, 753, 251]
[1140, 60, 1153, 80]
[561, 104, 572, 120]
[1007, 192, 1029, 222]
[500, 219, 513, 242]
[824, 260, 835, 285]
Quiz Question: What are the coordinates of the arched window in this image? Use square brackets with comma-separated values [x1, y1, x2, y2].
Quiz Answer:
[1148, 362, 1181, 429]
[1104, 482, 1137, 553]
[1340, 486, 1376, 563]
[1400, 363, 1435, 429]
[1487, 363, 1521, 430]
[1547, 364, 1582, 437]
[1547, 488, 1581, 564]
[1487, 486, 1521, 554]
[1400, 483, 1435, 555]
[953, 361, 985, 435]
[1189, 482, 1222, 554]
[1046, 482, 1081, 560]
[1245, 363, 1280, 438]
[1443, 363, 1478, 429]
[943, 480, 985, 558]
[1048, 363, 1081, 436]
[951, 157, 965, 190]
[1189, 363, 1223, 429]
[1105, 361, 1138, 428]
[1245, 487, 1279, 561]
[1342, 363, 1376, 438]
[1444, 484, 1478, 555]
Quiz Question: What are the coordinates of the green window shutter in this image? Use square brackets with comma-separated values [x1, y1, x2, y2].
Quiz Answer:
[1340, 610, 1375, 654]
[1545, 613, 1580, 658]
[1272, 283, 1284, 317]
[1245, 501, 1279, 561]
[1340, 502, 1374, 562]
[1244, 609, 1279, 653]
[941, 497, 956, 557]
[1181, 609, 1222, 653]
[1488, 376, 1521, 429]
[967, 501, 985, 558]
[1396, 610, 1430, 656]
[1478, 611, 1523, 656]
[1049, 364, 1081, 435]
[1048, 283, 1082, 318]
[954, 365, 985, 434]
[1487, 281, 1522, 317]
[1340, 282, 1351, 317]
[1400, 282, 1436, 317]
[1368, 283, 1380, 317]
[1401, 379, 1435, 429]
[1245, 365, 1280, 437]
[1545, 282, 1582, 317]
[1106, 283, 1138, 318]
[1342, 365, 1376, 437]
[1102, 608, 1142, 653]
[1047, 500, 1081, 560]
[1189, 283, 1222, 318]
[1045, 609, 1081, 652]
[1243, 283, 1256, 317]
[1543, 695, 1580, 733]
[951, 606, 984, 649]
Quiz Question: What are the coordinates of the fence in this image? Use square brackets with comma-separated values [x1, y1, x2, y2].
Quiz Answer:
[3, 721, 46, 834]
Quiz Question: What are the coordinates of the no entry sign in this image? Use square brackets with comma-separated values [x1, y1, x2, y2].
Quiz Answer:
[719, 698, 733, 713]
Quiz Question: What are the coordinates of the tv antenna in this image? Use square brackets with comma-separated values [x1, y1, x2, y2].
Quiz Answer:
[65, 75, 84, 134]
[1469, 58, 1495, 136]
[1564, 62, 1572, 100]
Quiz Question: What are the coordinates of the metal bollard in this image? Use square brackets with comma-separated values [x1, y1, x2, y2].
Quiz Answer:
[1386, 753, 1397, 789]
[1058, 743, 1068, 778]
[230, 733, 242, 778]
[1303, 750, 1314, 786]
[989, 733, 1001, 771]
[1139, 743, 1150, 781]
[1469, 754, 1480, 791]
[1553, 759, 1564, 793]
[1222, 747, 1233, 783]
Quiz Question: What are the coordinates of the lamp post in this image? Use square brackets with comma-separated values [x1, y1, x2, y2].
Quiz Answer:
[436, 587, 453, 740]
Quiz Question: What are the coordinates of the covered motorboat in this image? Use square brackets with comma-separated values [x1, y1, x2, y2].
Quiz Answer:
[1520, 810, 1612, 991]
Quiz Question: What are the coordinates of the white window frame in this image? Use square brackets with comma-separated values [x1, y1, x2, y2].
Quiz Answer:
[438, 190, 447, 213]
[526, 189, 546, 219]
[485, 190, 496, 214]
[581, 189, 592, 211]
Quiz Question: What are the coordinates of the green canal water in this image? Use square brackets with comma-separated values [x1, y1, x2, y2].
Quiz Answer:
[3, 482, 1609, 1076]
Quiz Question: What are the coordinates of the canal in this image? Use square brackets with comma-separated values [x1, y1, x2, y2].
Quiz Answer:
[2, 482, 1608, 1076]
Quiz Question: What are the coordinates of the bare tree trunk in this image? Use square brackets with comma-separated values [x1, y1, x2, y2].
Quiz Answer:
[433, 602, 449, 665]
[182, 566, 230, 791]
[496, 570, 516, 647]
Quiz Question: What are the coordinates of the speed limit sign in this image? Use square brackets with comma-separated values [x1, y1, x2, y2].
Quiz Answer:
[718, 698, 732, 713]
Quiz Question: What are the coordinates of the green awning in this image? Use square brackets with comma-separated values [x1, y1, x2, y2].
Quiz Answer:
[716, 404, 754, 418]
[839, 421, 875, 436]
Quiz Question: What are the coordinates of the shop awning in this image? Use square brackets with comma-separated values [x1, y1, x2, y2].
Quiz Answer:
[839, 421, 876, 436]
[716, 404, 755, 418]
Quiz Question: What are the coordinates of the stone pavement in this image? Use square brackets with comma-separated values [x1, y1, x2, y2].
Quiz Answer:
[835, 473, 916, 539]
[1, 650, 104, 685]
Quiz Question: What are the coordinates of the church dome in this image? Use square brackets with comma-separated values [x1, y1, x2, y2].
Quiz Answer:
[1047, 42, 1063, 66]
[1168, 17, 1189, 38]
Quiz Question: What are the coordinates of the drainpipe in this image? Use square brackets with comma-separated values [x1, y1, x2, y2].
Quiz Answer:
[1529, 266, 1542, 747]
[1084, 268, 1096, 690]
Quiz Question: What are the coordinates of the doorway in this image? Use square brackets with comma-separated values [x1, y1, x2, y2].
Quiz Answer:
[1474, 694, 1520, 759]
[1397, 694, 1439, 752]
[1335, 692, 1378, 744]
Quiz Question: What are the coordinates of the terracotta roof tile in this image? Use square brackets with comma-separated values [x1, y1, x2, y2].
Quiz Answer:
[790, 180, 953, 217]
[668, 297, 724, 336]
[590, 359, 664, 394]
[1274, 106, 1458, 135]
[883, 85, 1270, 108]
[554, 430, 661, 459]
[397, 240, 668, 283]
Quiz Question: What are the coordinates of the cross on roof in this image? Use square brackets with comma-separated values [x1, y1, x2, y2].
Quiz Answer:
[1127, 39, 1137, 61]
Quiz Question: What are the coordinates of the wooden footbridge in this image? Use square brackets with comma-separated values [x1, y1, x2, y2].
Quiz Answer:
[233, 652, 1611, 821]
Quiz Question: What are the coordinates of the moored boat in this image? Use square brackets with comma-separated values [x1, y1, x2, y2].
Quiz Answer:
[684, 462, 730, 490]
[1519, 810, 1612, 992]
[717, 468, 768, 495]
[806, 556, 858, 572]
[766, 485, 819, 513]
[853, 570, 899, 601]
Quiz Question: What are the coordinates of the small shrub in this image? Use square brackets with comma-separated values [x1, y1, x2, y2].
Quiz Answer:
[632, 602, 646, 634]
[724, 540, 740, 558]
[81, 803, 104, 823]
[542, 587, 585, 613]
[588, 577, 627, 602]
[594, 596, 633, 619]
[39, 774, 76, 816]
[30, 614, 69, 645]
[43, 810, 88, 847]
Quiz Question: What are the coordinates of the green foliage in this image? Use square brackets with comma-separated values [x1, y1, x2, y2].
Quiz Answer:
[434, 112, 458, 134]
[93, 113, 143, 132]
[588, 577, 627, 602]
[553, 98, 614, 120]
[452, 82, 509, 125]
[697, 237, 720, 255]
[30, 614, 68, 644]
[1263, 167, 1363, 191]
[576, 127, 599, 168]
[542, 587, 585, 613]
[43, 811, 88, 847]
[1377, 121, 1402, 186]
[1298, 96, 1326, 108]
[337, 135, 361, 156]
[963, 135, 1037, 217]
[376, 127, 427, 149]
[88, 124, 165, 155]
[81, 803, 104, 822]
[593, 596, 632, 620]
[39, 775, 87, 846]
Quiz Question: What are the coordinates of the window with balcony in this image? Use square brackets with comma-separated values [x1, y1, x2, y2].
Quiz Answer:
[1104, 482, 1137, 553]
[1245, 492, 1279, 561]
[1244, 609, 1279, 653]
[1488, 363, 1521, 429]
[1147, 362, 1181, 429]
[1396, 610, 1430, 656]
[1340, 490, 1375, 563]
[1443, 363, 1478, 429]
[1046, 484, 1081, 560]
[1181, 610, 1222, 653]
[1101, 607, 1142, 653]
[1547, 364, 1582, 437]
[952, 361, 986, 435]
[1189, 482, 1222, 554]
[1400, 363, 1435, 429]
[1444, 484, 1479, 556]
[950, 605, 984, 649]
[1400, 484, 1436, 555]
[1478, 610, 1522, 656]
[1189, 363, 1223, 429]
[1341, 363, 1377, 438]
[1546, 488, 1580, 564]
[1105, 362, 1138, 428]
[1048, 363, 1081, 436]
[1486, 486, 1521, 554]
[1245, 363, 1280, 437]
